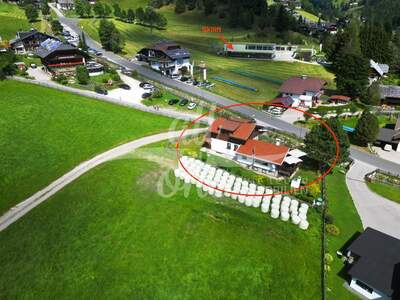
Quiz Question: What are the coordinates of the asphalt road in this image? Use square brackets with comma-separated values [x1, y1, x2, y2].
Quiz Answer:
[346, 161, 400, 239]
[54, 7, 400, 176]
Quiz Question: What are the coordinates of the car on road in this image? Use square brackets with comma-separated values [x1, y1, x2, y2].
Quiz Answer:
[142, 92, 152, 99]
[119, 83, 131, 90]
[187, 102, 197, 110]
[168, 99, 180, 105]
[95, 86, 108, 95]
[179, 98, 189, 106]
[140, 82, 154, 89]
[95, 51, 103, 56]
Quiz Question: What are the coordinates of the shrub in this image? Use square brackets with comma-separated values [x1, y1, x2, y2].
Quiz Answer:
[308, 183, 321, 198]
[76, 66, 89, 85]
[324, 253, 334, 264]
[111, 72, 120, 81]
[326, 224, 340, 236]
[53, 74, 68, 85]
[324, 214, 334, 224]
[152, 89, 163, 98]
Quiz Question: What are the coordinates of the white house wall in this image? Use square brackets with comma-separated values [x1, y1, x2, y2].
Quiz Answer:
[210, 138, 239, 158]
[349, 278, 389, 300]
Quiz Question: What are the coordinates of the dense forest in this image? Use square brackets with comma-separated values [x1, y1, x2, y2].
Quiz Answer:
[362, 0, 400, 29]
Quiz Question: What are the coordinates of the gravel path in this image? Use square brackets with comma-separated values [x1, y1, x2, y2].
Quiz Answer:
[346, 161, 400, 239]
[0, 128, 205, 232]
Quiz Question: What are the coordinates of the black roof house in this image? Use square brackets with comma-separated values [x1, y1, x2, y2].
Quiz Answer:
[10, 29, 56, 49]
[137, 40, 191, 61]
[345, 227, 400, 299]
[376, 117, 400, 150]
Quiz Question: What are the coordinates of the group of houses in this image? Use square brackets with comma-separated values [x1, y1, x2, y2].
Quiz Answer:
[203, 117, 306, 178]
[55, 0, 96, 10]
[7, 29, 104, 76]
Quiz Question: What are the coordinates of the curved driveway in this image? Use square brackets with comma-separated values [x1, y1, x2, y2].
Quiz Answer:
[346, 161, 400, 239]
[0, 128, 206, 232]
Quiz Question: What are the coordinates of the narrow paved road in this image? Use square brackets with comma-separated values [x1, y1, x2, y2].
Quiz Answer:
[51, 5, 400, 176]
[0, 128, 206, 232]
[346, 161, 400, 239]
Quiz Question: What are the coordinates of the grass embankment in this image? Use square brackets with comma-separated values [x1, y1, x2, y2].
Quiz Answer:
[0, 2, 52, 40]
[0, 141, 322, 299]
[295, 9, 321, 22]
[79, 5, 334, 103]
[0, 80, 184, 214]
[367, 182, 400, 204]
[325, 169, 362, 300]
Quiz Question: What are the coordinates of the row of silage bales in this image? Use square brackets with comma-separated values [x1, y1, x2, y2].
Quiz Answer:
[175, 156, 310, 230]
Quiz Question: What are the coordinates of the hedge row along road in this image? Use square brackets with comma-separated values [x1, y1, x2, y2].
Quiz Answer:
[51, 4, 400, 176]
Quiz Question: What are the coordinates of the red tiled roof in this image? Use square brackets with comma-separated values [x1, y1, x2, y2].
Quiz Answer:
[279, 76, 326, 95]
[220, 119, 240, 131]
[237, 140, 289, 165]
[330, 95, 351, 101]
[209, 118, 256, 140]
[231, 123, 257, 140]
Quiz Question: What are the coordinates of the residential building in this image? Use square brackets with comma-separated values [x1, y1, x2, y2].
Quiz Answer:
[380, 85, 400, 105]
[342, 227, 400, 300]
[56, 0, 74, 10]
[329, 95, 351, 104]
[375, 117, 400, 152]
[137, 40, 192, 76]
[35, 39, 87, 75]
[279, 75, 326, 107]
[222, 42, 298, 60]
[203, 118, 306, 177]
[9, 29, 56, 54]
[369, 59, 389, 84]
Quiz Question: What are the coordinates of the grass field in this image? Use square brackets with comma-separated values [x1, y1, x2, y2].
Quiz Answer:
[0, 80, 184, 214]
[367, 182, 400, 204]
[0, 2, 52, 40]
[295, 9, 321, 22]
[79, 5, 334, 103]
[0, 141, 323, 299]
[325, 169, 362, 300]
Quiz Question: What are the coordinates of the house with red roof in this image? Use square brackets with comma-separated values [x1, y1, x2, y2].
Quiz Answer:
[279, 75, 327, 108]
[204, 118, 306, 177]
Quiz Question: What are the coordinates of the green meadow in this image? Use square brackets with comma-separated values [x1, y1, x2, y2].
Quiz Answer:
[0, 80, 182, 214]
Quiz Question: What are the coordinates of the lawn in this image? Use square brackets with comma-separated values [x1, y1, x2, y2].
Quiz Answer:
[367, 182, 400, 204]
[0, 2, 51, 40]
[0, 80, 184, 214]
[295, 9, 321, 22]
[78, 4, 334, 103]
[0, 144, 323, 299]
[325, 169, 362, 300]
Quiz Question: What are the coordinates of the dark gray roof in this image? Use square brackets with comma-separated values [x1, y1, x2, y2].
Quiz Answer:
[346, 227, 400, 297]
[35, 43, 79, 59]
[377, 128, 399, 144]
[10, 29, 54, 45]
[380, 85, 400, 99]
[165, 48, 191, 59]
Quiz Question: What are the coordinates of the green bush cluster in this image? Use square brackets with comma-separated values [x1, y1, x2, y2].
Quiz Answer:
[326, 224, 340, 236]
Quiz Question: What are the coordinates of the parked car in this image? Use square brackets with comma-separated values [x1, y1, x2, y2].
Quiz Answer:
[140, 82, 154, 89]
[187, 102, 197, 110]
[95, 86, 108, 95]
[95, 51, 103, 56]
[119, 83, 131, 90]
[179, 98, 189, 106]
[142, 92, 152, 99]
[168, 99, 180, 105]
[30, 63, 37, 69]
[170, 74, 180, 80]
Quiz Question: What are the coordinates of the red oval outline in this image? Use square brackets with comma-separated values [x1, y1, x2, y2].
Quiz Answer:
[175, 102, 339, 196]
